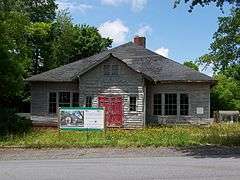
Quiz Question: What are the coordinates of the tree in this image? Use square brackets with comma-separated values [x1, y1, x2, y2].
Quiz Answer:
[211, 74, 240, 111]
[23, 0, 57, 22]
[48, 11, 112, 70]
[183, 60, 199, 71]
[199, 8, 240, 76]
[0, 1, 31, 107]
[174, 0, 239, 12]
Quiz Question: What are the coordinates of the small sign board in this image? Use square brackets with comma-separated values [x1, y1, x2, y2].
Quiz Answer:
[196, 107, 204, 115]
[59, 107, 104, 131]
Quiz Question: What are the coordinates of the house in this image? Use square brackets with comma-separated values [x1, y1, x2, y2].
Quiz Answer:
[26, 36, 214, 128]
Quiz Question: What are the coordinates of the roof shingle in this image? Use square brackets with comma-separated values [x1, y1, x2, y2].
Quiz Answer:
[26, 42, 213, 82]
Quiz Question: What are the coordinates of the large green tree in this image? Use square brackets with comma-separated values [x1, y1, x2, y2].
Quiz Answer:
[200, 8, 240, 74]
[174, 0, 239, 12]
[0, 0, 30, 107]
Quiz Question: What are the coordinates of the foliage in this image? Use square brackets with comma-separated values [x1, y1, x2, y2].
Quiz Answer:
[1, 124, 240, 147]
[174, 0, 240, 12]
[0, 1, 31, 107]
[49, 11, 112, 69]
[183, 60, 199, 71]
[199, 8, 240, 73]
[23, 0, 57, 22]
[0, 108, 32, 136]
[211, 74, 240, 110]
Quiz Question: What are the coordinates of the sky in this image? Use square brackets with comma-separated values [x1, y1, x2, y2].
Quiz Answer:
[56, 0, 231, 75]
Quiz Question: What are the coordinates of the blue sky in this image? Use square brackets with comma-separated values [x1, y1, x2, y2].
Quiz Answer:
[57, 0, 231, 75]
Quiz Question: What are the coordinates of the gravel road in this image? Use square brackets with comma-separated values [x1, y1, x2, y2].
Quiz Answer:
[1, 146, 240, 160]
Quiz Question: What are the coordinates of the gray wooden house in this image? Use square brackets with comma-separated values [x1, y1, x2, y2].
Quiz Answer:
[26, 36, 214, 128]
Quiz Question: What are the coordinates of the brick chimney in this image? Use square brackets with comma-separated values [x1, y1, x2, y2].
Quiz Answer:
[133, 36, 146, 48]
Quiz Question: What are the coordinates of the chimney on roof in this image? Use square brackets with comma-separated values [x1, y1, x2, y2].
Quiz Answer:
[133, 36, 146, 48]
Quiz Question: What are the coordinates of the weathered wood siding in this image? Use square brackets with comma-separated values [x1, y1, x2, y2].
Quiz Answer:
[146, 82, 211, 124]
[31, 82, 78, 117]
[78, 57, 145, 128]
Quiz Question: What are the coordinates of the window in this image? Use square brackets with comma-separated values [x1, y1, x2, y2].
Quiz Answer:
[180, 94, 189, 115]
[153, 94, 162, 115]
[112, 65, 119, 75]
[72, 93, 79, 107]
[85, 96, 92, 107]
[165, 94, 177, 115]
[49, 92, 57, 113]
[103, 64, 110, 75]
[129, 96, 137, 111]
[59, 92, 70, 107]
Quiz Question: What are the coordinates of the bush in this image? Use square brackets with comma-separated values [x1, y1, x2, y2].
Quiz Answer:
[0, 108, 32, 136]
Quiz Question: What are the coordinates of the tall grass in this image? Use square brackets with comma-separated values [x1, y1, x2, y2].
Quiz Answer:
[1, 123, 240, 148]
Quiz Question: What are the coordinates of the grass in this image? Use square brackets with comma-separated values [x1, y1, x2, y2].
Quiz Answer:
[1, 123, 240, 148]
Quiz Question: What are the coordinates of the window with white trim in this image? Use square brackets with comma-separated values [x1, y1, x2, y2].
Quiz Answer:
[153, 94, 162, 115]
[49, 92, 57, 113]
[59, 92, 70, 107]
[129, 96, 137, 111]
[165, 93, 177, 115]
[180, 94, 189, 115]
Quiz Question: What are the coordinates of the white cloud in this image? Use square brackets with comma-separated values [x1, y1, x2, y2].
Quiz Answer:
[131, 0, 147, 12]
[98, 19, 129, 45]
[136, 25, 152, 36]
[155, 47, 169, 57]
[57, 0, 93, 13]
[101, 0, 127, 6]
[101, 0, 147, 12]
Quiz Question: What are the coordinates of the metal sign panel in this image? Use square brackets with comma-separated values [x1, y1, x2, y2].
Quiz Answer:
[59, 107, 104, 130]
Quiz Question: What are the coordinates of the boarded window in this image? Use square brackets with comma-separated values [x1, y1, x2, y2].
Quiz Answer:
[85, 96, 92, 107]
[49, 92, 57, 113]
[112, 65, 119, 75]
[72, 93, 79, 107]
[103, 64, 110, 75]
[59, 92, 70, 107]
[180, 94, 189, 115]
[165, 94, 177, 115]
[153, 94, 162, 115]
[130, 96, 137, 111]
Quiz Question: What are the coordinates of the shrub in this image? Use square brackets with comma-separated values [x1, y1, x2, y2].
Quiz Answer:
[0, 108, 32, 136]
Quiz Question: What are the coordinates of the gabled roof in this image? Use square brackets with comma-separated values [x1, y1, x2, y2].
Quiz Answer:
[26, 42, 213, 83]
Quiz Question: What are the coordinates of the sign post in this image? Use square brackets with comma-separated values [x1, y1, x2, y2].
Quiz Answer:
[59, 107, 105, 131]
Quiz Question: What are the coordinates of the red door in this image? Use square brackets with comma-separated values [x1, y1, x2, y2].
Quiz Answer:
[98, 96, 123, 127]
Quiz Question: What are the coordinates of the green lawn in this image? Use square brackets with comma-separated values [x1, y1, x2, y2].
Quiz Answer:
[1, 123, 240, 148]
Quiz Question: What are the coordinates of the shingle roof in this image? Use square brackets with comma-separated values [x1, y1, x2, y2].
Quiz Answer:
[26, 42, 213, 83]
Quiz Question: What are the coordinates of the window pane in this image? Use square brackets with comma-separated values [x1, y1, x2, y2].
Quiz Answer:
[72, 93, 79, 107]
[180, 94, 189, 115]
[103, 64, 110, 75]
[165, 94, 177, 115]
[86, 96, 92, 107]
[112, 65, 119, 75]
[130, 96, 136, 111]
[49, 92, 56, 113]
[153, 94, 161, 115]
[59, 92, 70, 107]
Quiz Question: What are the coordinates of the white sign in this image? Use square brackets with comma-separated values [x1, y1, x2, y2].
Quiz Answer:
[59, 107, 104, 130]
[196, 107, 204, 115]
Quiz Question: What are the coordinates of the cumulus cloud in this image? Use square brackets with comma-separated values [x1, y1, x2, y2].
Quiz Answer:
[131, 0, 147, 12]
[155, 47, 169, 57]
[136, 25, 152, 36]
[57, 0, 93, 13]
[98, 19, 129, 45]
[101, 0, 147, 12]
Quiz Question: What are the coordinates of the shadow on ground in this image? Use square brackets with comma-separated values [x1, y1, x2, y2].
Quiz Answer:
[178, 145, 240, 158]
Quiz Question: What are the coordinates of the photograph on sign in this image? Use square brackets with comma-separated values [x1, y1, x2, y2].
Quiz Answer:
[59, 107, 104, 130]
[60, 109, 84, 128]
